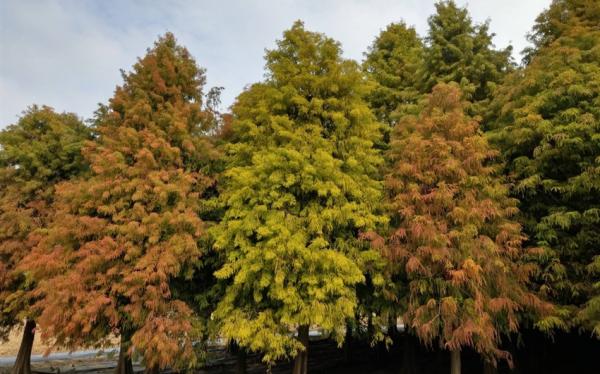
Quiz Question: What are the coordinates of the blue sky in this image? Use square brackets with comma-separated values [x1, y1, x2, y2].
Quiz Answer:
[0, 0, 551, 128]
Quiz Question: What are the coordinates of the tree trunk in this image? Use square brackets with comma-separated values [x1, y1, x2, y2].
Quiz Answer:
[12, 319, 36, 374]
[450, 350, 461, 374]
[229, 339, 247, 374]
[483, 360, 497, 374]
[236, 348, 247, 374]
[292, 325, 309, 374]
[343, 323, 353, 364]
[388, 314, 398, 342]
[144, 364, 159, 374]
[400, 333, 417, 374]
[116, 332, 134, 374]
[507, 336, 519, 374]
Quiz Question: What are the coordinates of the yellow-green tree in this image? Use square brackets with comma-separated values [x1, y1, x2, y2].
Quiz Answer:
[212, 21, 386, 374]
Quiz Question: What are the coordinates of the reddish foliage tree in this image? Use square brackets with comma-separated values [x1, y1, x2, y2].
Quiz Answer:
[0, 106, 90, 374]
[25, 33, 217, 372]
[384, 84, 552, 372]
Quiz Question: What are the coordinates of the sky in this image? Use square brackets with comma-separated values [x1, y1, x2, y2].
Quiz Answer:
[0, 0, 552, 128]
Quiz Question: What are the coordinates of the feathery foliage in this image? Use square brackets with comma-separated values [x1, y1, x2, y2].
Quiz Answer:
[385, 84, 551, 364]
[422, 1, 513, 119]
[25, 33, 218, 370]
[0, 106, 90, 339]
[212, 21, 386, 363]
[489, 0, 600, 334]
[363, 21, 424, 127]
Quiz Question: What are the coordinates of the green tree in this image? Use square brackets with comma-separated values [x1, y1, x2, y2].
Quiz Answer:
[212, 21, 385, 374]
[522, 0, 600, 63]
[385, 84, 551, 373]
[363, 21, 424, 127]
[25, 33, 218, 373]
[581, 256, 600, 336]
[422, 1, 513, 119]
[489, 0, 600, 335]
[0, 106, 90, 374]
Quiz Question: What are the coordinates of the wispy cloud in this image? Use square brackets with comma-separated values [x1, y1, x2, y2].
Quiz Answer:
[0, 0, 550, 127]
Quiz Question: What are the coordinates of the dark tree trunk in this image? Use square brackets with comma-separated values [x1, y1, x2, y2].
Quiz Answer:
[507, 337, 519, 374]
[435, 347, 444, 374]
[483, 360, 497, 374]
[144, 364, 159, 374]
[388, 315, 398, 342]
[229, 339, 247, 374]
[400, 333, 418, 374]
[343, 323, 353, 364]
[236, 348, 247, 374]
[450, 350, 461, 374]
[116, 332, 134, 374]
[12, 319, 36, 374]
[292, 325, 309, 374]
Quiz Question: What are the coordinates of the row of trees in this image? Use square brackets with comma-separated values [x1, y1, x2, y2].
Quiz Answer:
[1, 1, 598, 374]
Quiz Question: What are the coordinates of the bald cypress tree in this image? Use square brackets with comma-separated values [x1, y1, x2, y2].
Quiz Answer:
[0, 107, 90, 374]
[489, 0, 600, 336]
[385, 84, 551, 373]
[363, 2, 512, 128]
[422, 1, 513, 119]
[26, 33, 218, 372]
[363, 21, 424, 127]
[212, 21, 385, 373]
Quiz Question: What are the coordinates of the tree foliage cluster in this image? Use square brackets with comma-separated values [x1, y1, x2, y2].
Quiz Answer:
[0, 1, 598, 374]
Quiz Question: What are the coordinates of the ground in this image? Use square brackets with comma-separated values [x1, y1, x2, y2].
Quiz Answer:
[1, 329, 599, 373]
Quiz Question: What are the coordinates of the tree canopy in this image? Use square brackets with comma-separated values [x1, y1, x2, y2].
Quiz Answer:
[363, 21, 424, 127]
[0, 106, 90, 340]
[489, 0, 600, 335]
[25, 33, 218, 370]
[212, 21, 386, 365]
[1, 2, 600, 373]
[422, 1, 513, 118]
[385, 83, 551, 365]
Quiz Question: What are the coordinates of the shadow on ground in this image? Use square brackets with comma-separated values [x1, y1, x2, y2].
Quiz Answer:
[1, 329, 598, 373]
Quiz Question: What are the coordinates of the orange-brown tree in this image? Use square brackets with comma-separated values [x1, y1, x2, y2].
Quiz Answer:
[384, 84, 551, 373]
[0, 106, 90, 374]
[25, 33, 218, 373]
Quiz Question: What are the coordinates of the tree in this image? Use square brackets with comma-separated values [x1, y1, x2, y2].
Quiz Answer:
[580, 256, 600, 337]
[0, 106, 90, 374]
[25, 33, 218, 372]
[363, 21, 424, 127]
[362, 24, 426, 368]
[212, 21, 385, 374]
[422, 1, 513, 119]
[385, 84, 551, 373]
[522, 0, 600, 63]
[488, 0, 600, 335]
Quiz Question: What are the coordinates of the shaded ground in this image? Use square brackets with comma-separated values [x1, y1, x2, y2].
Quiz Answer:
[1, 329, 599, 373]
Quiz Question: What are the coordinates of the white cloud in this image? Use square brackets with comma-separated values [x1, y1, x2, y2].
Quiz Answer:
[0, 0, 551, 128]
